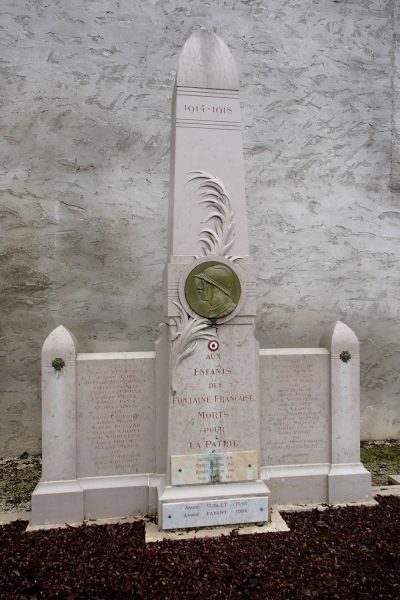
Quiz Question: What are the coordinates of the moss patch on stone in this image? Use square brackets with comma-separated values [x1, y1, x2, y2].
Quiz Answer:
[361, 440, 400, 485]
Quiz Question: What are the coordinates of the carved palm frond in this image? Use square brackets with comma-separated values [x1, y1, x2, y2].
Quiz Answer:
[188, 170, 236, 257]
[170, 301, 215, 395]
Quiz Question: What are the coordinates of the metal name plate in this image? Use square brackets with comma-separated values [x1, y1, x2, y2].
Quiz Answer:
[162, 496, 268, 530]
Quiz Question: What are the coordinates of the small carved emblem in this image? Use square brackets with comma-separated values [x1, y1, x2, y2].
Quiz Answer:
[208, 340, 220, 352]
[52, 357, 65, 371]
[340, 350, 352, 363]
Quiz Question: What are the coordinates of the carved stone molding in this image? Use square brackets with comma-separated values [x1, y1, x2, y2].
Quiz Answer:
[188, 170, 242, 261]
[169, 300, 215, 395]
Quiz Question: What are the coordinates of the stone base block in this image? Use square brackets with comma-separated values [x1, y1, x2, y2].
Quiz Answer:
[80, 475, 149, 520]
[31, 480, 84, 526]
[328, 463, 372, 504]
[158, 480, 270, 530]
[388, 474, 400, 485]
[146, 507, 289, 542]
[30, 474, 160, 527]
[261, 464, 329, 505]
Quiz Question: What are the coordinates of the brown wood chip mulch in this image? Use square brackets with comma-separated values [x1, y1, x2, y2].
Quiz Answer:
[0, 495, 399, 599]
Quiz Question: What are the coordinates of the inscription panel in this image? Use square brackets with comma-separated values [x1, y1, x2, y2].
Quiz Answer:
[168, 324, 260, 460]
[176, 92, 241, 124]
[171, 451, 258, 485]
[77, 354, 156, 477]
[260, 350, 330, 465]
[162, 496, 268, 530]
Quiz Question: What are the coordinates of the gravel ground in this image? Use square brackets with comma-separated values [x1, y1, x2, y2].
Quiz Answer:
[0, 454, 41, 512]
[0, 495, 399, 599]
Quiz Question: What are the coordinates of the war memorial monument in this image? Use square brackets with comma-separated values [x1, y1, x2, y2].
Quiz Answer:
[30, 30, 372, 530]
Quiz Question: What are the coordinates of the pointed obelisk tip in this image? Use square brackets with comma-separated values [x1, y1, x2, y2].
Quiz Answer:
[177, 29, 239, 90]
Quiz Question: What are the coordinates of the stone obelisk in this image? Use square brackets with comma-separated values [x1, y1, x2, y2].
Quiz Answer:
[157, 30, 269, 530]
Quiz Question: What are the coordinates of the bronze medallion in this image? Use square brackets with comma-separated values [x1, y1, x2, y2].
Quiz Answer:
[184, 261, 241, 319]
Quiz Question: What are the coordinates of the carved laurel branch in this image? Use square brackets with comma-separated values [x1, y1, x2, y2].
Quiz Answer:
[170, 300, 215, 396]
[188, 170, 241, 260]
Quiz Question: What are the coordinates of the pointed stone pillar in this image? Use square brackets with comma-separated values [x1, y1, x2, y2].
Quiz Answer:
[31, 325, 83, 526]
[158, 29, 269, 530]
[320, 321, 372, 503]
[167, 28, 249, 260]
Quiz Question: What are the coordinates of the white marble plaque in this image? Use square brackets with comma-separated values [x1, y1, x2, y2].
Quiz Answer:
[77, 353, 156, 477]
[162, 496, 268, 530]
[171, 450, 257, 485]
[260, 349, 330, 465]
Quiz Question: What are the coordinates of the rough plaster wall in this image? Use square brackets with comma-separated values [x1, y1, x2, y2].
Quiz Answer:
[0, 0, 398, 455]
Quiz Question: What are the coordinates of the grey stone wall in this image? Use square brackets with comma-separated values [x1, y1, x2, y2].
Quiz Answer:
[0, 0, 398, 456]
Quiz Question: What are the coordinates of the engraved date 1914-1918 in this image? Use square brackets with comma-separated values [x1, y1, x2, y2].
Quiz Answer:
[184, 104, 232, 115]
